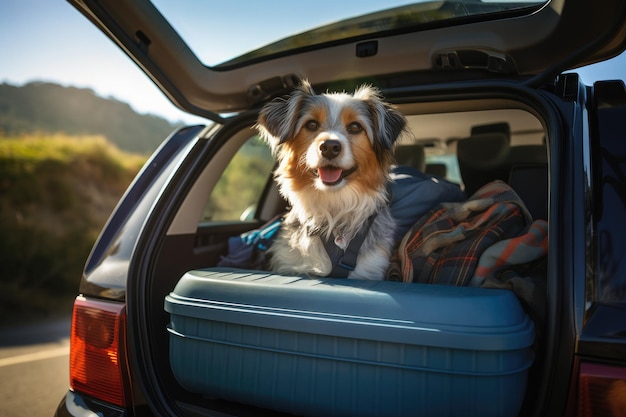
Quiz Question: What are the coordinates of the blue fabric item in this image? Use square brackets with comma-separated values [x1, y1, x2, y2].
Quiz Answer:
[388, 166, 466, 242]
[217, 216, 283, 269]
[218, 237, 257, 268]
[241, 217, 282, 250]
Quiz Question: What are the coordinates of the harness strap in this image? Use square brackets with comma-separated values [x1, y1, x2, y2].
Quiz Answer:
[323, 214, 377, 278]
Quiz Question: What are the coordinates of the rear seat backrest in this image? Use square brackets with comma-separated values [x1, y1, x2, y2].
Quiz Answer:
[509, 164, 548, 220]
[425, 163, 447, 178]
[457, 122, 548, 220]
[457, 131, 510, 196]
[507, 144, 548, 220]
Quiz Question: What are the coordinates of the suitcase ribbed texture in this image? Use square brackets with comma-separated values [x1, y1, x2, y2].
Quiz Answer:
[166, 268, 534, 417]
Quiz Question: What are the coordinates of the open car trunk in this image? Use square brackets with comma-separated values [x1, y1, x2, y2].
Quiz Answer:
[126, 77, 572, 417]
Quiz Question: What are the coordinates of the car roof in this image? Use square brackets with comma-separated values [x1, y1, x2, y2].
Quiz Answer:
[69, 0, 626, 121]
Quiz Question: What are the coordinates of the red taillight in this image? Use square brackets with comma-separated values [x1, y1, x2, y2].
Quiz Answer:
[577, 361, 626, 417]
[69, 296, 130, 407]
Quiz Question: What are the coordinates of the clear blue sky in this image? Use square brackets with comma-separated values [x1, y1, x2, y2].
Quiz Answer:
[1, 0, 625, 124]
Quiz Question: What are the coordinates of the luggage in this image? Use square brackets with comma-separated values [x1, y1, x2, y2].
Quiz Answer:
[165, 268, 535, 417]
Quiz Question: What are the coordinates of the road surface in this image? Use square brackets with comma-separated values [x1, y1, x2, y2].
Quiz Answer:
[0, 317, 71, 417]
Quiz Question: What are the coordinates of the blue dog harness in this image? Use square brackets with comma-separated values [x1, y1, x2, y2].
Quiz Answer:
[321, 214, 377, 278]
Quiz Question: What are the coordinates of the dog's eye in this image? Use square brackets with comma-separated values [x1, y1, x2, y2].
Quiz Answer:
[305, 120, 319, 131]
[347, 122, 363, 134]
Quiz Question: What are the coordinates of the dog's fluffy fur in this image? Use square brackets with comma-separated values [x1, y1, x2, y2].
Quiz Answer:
[256, 80, 406, 280]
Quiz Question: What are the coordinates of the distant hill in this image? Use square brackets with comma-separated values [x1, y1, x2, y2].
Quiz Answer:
[0, 81, 183, 153]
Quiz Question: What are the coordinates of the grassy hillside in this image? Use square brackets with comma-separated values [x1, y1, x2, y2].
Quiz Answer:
[0, 81, 182, 153]
[0, 133, 146, 324]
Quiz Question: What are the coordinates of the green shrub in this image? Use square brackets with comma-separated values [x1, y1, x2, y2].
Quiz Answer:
[0, 133, 146, 324]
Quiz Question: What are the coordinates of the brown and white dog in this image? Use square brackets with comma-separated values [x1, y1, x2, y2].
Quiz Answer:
[256, 80, 406, 280]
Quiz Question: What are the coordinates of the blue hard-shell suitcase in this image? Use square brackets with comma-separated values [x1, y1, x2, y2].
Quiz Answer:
[165, 268, 535, 417]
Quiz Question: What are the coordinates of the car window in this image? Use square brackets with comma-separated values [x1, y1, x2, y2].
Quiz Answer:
[152, 0, 547, 68]
[425, 154, 462, 183]
[200, 135, 274, 222]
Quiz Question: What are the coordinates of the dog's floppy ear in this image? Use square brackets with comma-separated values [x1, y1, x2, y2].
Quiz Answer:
[355, 85, 407, 150]
[377, 104, 407, 150]
[257, 80, 315, 150]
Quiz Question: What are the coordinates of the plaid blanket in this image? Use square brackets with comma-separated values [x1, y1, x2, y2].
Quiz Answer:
[470, 219, 548, 286]
[386, 181, 547, 287]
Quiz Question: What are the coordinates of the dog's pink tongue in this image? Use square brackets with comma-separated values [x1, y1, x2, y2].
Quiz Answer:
[318, 167, 342, 183]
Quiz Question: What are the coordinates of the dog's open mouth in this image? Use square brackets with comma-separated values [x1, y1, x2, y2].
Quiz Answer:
[316, 166, 357, 186]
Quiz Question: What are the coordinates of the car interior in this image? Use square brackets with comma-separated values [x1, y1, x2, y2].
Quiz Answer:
[140, 94, 550, 415]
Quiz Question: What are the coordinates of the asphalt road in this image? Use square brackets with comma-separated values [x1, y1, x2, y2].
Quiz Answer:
[0, 317, 71, 417]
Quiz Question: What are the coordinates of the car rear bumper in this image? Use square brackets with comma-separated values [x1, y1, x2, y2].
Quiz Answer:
[54, 391, 129, 417]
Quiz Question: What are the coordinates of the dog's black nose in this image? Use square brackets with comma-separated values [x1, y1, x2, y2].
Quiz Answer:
[320, 140, 342, 159]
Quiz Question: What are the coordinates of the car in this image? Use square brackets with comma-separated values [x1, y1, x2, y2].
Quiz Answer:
[56, 0, 626, 416]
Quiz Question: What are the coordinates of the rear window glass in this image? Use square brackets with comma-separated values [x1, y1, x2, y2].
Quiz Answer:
[152, 0, 546, 68]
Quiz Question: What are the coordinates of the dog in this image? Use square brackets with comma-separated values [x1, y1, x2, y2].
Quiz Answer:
[256, 80, 407, 280]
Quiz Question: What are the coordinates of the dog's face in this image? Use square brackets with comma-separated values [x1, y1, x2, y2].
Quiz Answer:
[257, 81, 406, 198]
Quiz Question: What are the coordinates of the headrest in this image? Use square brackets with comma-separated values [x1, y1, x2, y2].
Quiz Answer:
[395, 143, 426, 172]
[458, 122, 511, 170]
[457, 132, 510, 170]
[471, 122, 511, 138]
